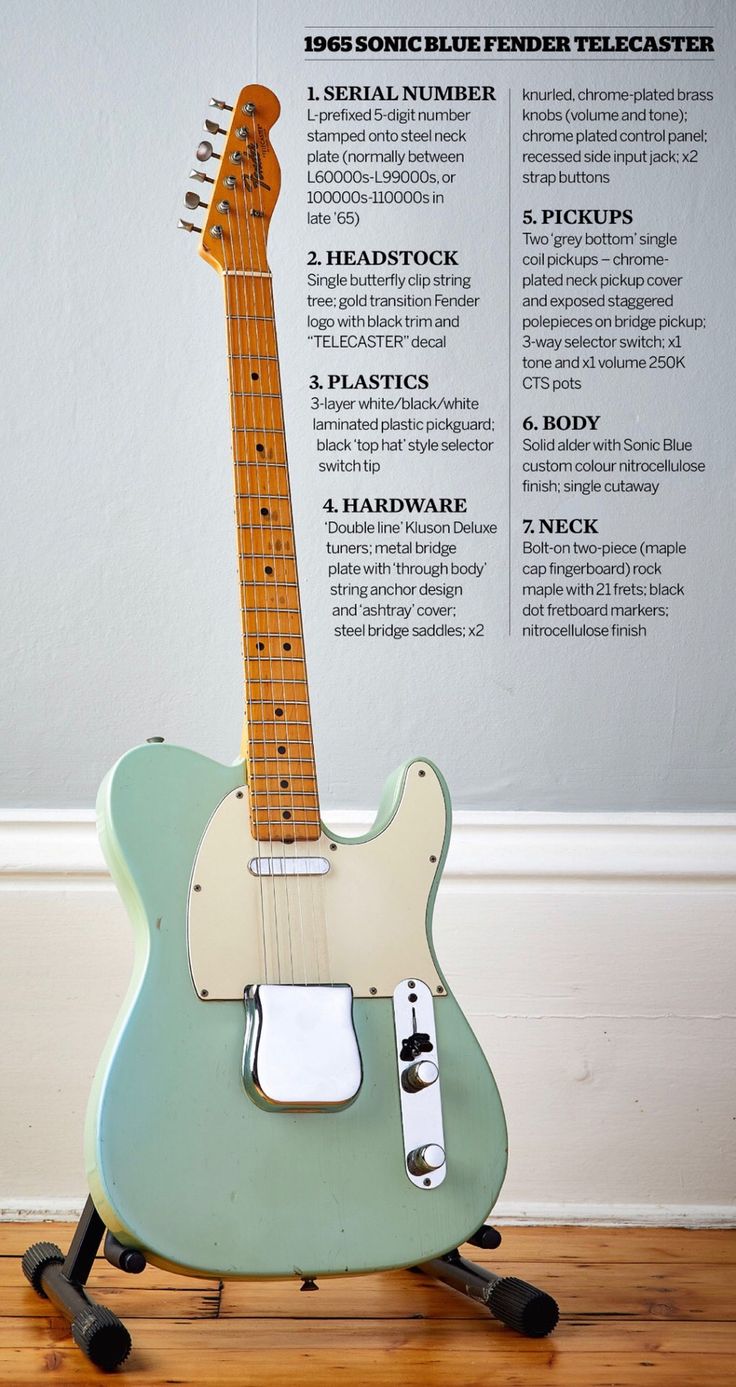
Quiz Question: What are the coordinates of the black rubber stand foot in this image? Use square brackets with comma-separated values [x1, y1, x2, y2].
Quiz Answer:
[21, 1242, 65, 1297]
[487, 1275, 559, 1338]
[71, 1304, 132, 1371]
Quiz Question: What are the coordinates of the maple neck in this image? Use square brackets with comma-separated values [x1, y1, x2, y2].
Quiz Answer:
[223, 271, 320, 842]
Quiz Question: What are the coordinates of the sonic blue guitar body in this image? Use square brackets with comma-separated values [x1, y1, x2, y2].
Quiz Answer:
[86, 743, 507, 1278]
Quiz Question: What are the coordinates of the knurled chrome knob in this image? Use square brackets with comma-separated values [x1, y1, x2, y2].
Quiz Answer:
[407, 1143, 445, 1176]
[401, 1060, 439, 1093]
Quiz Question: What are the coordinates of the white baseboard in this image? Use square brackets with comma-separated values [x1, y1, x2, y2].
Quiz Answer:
[2, 808, 735, 882]
[2, 1197, 733, 1228]
[1, 809, 735, 1222]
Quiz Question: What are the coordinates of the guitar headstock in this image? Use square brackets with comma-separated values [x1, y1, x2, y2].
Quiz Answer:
[179, 85, 281, 275]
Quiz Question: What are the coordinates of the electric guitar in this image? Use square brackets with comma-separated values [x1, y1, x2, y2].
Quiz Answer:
[86, 85, 507, 1279]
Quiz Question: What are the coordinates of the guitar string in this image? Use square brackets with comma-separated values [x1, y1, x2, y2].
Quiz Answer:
[237, 151, 297, 984]
[250, 110, 332, 990]
[221, 228, 271, 986]
[245, 133, 310, 986]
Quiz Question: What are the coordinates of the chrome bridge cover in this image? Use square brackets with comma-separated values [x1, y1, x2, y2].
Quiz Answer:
[243, 984, 362, 1111]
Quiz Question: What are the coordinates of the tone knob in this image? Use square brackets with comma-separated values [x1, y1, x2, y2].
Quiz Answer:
[401, 1060, 439, 1093]
[407, 1143, 445, 1176]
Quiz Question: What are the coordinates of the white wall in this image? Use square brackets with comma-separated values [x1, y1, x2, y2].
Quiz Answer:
[2, 0, 733, 1225]
[2, 812, 734, 1224]
[2, 0, 734, 812]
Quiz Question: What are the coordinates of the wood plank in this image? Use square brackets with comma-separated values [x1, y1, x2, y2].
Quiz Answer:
[2, 1284, 219, 1320]
[2, 1316, 736, 1353]
[218, 1262, 736, 1320]
[465, 1226, 736, 1265]
[3, 1222, 734, 1263]
[8, 1260, 732, 1324]
[0, 1346, 734, 1385]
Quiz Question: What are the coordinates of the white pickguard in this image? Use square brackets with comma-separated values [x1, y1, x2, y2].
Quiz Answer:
[187, 760, 446, 999]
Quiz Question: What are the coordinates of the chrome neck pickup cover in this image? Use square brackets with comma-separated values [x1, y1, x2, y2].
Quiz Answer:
[248, 856, 331, 877]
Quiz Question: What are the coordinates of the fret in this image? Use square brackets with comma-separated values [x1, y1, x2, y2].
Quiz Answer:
[249, 737, 316, 748]
[249, 756, 316, 763]
[250, 787, 320, 798]
[241, 604, 301, 614]
[244, 677, 307, 687]
[237, 521, 293, 532]
[229, 353, 279, 361]
[240, 549, 295, 560]
[231, 391, 281, 398]
[241, 580, 299, 590]
[223, 270, 272, 278]
[247, 699, 311, 708]
[226, 314, 275, 322]
[236, 491, 289, 502]
[248, 728, 313, 737]
[233, 426, 284, 434]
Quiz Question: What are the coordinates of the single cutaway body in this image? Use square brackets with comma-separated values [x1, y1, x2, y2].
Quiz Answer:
[86, 742, 507, 1279]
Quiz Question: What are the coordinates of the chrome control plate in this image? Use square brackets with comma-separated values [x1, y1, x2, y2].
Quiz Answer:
[393, 978, 446, 1188]
[243, 984, 362, 1111]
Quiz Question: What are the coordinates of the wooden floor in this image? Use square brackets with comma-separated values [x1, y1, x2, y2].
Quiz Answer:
[2, 1223, 735, 1384]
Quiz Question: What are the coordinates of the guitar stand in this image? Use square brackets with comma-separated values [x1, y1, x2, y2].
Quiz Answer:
[22, 1197, 559, 1371]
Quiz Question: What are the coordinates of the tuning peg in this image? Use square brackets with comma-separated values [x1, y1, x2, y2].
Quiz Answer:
[196, 140, 219, 162]
[190, 168, 214, 184]
[210, 98, 233, 111]
[178, 219, 202, 233]
[204, 118, 226, 136]
[184, 190, 208, 211]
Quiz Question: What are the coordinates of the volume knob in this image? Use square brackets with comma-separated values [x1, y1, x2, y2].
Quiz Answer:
[407, 1143, 445, 1176]
[402, 1060, 439, 1093]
